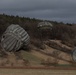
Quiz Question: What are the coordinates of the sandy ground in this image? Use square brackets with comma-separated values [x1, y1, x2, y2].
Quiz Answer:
[30, 44, 72, 65]
[0, 40, 74, 67]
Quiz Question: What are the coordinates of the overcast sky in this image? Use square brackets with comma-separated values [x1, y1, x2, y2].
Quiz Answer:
[0, 0, 76, 23]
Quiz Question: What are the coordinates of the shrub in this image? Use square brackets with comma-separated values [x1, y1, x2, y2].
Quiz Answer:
[31, 39, 45, 50]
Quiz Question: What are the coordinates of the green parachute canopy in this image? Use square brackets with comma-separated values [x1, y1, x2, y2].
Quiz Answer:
[37, 21, 53, 30]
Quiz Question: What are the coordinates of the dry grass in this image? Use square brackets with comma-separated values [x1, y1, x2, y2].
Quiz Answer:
[0, 69, 76, 75]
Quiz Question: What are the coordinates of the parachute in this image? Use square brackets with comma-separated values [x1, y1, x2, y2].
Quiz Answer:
[1, 24, 30, 52]
[37, 21, 53, 30]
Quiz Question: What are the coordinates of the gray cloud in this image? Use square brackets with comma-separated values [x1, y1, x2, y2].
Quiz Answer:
[0, 0, 76, 23]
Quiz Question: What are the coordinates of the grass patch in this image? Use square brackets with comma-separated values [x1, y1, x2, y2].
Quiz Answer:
[21, 50, 41, 63]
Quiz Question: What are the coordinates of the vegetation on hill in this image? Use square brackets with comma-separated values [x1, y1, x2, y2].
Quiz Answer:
[0, 13, 76, 47]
